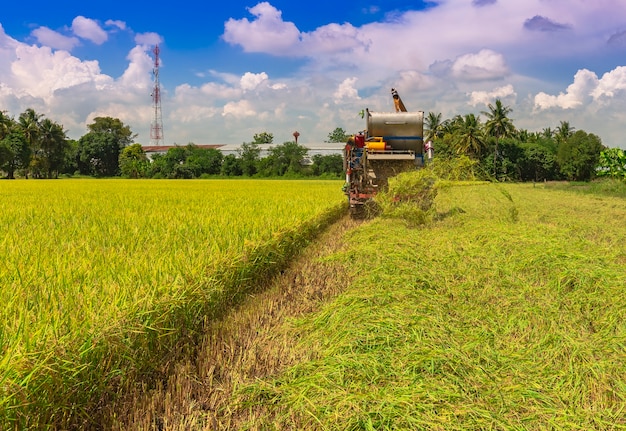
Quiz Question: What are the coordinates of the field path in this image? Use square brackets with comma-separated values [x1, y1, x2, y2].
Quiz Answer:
[108, 214, 360, 430]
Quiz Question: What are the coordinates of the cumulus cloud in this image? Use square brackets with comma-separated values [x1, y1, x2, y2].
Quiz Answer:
[10, 45, 107, 101]
[222, 99, 257, 118]
[223, 2, 300, 54]
[135, 32, 162, 47]
[71, 16, 108, 44]
[450, 49, 509, 81]
[240, 72, 269, 91]
[119, 45, 153, 89]
[105, 20, 127, 31]
[468, 84, 517, 106]
[591, 66, 626, 100]
[534, 69, 598, 109]
[333, 77, 360, 104]
[223, 2, 369, 57]
[301, 23, 367, 55]
[31, 27, 80, 50]
[523, 15, 570, 32]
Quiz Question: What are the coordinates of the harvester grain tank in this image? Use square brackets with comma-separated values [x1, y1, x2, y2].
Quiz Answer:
[343, 88, 424, 217]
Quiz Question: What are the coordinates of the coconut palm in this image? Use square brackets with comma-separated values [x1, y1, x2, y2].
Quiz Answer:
[38, 118, 68, 178]
[0, 110, 13, 141]
[555, 121, 574, 145]
[483, 99, 515, 178]
[454, 113, 485, 158]
[425, 111, 443, 143]
[541, 127, 554, 140]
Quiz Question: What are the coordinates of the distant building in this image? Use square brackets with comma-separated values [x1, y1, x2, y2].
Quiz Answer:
[218, 142, 345, 162]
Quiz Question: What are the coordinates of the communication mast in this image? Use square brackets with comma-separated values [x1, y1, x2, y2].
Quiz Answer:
[150, 44, 164, 146]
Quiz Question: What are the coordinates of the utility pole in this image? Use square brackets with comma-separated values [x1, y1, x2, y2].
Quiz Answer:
[150, 44, 164, 146]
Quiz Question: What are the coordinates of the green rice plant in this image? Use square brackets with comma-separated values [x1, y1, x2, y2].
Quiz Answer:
[426, 155, 478, 181]
[374, 169, 440, 226]
[0, 178, 344, 429]
[545, 178, 626, 198]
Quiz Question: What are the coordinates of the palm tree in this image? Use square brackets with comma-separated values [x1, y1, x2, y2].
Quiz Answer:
[39, 118, 68, 178]
[454, 113, 485, 158]
[555, 121, 574, 146]
[18, 109, 43, 177]
[0, 110, 13, 141]
[425, 112, 443, 143]
[541, 127, 554, 140]
[483, 99, 515, 178]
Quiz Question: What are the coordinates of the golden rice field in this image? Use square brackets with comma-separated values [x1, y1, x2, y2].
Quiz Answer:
[0, 178, 345, 429]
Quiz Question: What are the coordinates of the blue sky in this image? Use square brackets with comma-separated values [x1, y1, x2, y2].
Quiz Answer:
[1, 0, 625, 148]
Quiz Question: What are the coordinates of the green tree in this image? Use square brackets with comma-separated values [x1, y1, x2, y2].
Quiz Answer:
[77, 133, 121, 176]
[0, 110, 12, 141]
[326, 127, 349, 143]
[557, 130, 604, 181]
[260, 141, 308, 176]
[518, 141, 558, 182]
[36, 118, 69, 178]
[425, 112, 444, 144]
[221, 154, 243, 176]
[483, 99, 516, 179]
[119, 143, 149, 178]
[77, 117, 135, 177]
[253, 132, 274, 145]
[596, 147, 626, 179]
[311, 154, 343, 177]
[18, 108, 42, 150]
[0, 129, 30, 179]
[555, 121, 574, 146]
[453, 114, 485, 158]
[87, 117, 136, 145]
[185, 145, 223, 176]
[237, 142, 261, 176]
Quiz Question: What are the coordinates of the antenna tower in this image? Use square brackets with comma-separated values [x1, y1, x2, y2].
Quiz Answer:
[150, 44, 164, 146]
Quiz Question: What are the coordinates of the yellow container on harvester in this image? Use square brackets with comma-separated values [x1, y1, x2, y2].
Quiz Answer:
[366, 138, 388, 151]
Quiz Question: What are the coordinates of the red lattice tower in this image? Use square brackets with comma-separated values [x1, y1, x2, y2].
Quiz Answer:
[150, 44, 164, 146]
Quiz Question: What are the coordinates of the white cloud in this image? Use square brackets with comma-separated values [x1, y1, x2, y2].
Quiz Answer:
[450, 49, 509, 81]
[240, 72, 269, 91]
[71, 16, 108, 44]
[135, 32, 162, 47]
[10, 44, 106, 101]
[222, 99, 257, 118]
[223, 2, 300, 54]
[105, 20, 127, 31]
[333, 77, 360, 104]
[119, 46, 153, 89]
[469, 84, 517, 106]
[591, 66, 626, 100]
[534, 69, 598, 109]
[301, 23, 367, 55]
[31, 27, 80, 50]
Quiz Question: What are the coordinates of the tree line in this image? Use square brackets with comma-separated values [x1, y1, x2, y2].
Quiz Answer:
[424, 100, 615, 182]
[2, 103, 624, 181]
[0, 109, 344, 179]
[131, 131, 345, 179]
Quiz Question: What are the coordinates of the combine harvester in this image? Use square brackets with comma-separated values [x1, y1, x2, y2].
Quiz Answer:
[343, 88, 425, 217]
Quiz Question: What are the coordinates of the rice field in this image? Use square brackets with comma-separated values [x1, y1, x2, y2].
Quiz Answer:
[0, 178, 345, 429]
